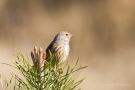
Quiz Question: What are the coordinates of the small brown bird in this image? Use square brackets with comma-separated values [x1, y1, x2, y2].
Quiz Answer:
[45, 31, 73, 67]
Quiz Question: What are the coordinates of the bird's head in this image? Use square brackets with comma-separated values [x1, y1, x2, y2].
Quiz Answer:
[54, 31, 73, 43]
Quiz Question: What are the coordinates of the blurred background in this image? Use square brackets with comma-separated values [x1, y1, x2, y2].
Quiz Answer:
[0, 0, 135, 90]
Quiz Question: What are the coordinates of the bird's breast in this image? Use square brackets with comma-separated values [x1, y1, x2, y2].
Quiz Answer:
[64, 45, 69, 56]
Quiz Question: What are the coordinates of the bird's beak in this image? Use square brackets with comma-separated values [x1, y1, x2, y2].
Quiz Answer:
[71, 34, 73, 37]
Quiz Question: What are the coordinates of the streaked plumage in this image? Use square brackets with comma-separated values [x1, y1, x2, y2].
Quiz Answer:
[45, 31, 73, 67]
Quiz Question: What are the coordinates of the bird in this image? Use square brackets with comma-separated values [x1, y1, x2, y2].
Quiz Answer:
[45, 31, 73, 68]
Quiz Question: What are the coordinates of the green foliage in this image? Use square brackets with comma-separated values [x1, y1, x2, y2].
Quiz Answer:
[1, 52, 87, 90]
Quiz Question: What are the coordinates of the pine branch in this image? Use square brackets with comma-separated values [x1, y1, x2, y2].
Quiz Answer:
[0, 46, 87, 90]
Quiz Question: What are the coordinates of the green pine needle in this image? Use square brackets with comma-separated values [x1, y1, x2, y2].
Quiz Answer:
[0, 52, 87, 90]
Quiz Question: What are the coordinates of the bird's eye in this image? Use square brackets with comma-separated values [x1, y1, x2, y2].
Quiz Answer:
[65, 34, 68, 36]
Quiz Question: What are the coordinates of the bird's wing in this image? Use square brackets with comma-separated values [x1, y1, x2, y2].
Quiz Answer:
[45, 41, 54, 61]
[45, 42, 61, 61]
